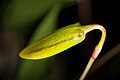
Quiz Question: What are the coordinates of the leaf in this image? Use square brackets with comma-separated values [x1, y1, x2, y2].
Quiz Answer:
[2, 0, 76, 31]
[29, 4, 62, 43]
[16, 4, 62, 80]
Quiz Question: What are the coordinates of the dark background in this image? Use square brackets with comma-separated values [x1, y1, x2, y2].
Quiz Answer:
[58, 0, 120, 80]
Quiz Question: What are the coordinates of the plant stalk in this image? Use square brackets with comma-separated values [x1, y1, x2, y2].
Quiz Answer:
[79, 24, 106, 80]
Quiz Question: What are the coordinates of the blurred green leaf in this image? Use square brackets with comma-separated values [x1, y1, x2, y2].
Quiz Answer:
[29, 4, 62, 43]
[2, 0, 76, 31]
[17, 59, 52, 80]
[2, 0, 77, 80]
[16, 4, 62, 80]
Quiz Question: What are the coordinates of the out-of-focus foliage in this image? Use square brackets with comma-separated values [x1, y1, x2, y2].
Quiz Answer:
[0, 0, 77, 80]
[16, 4, 62, 80]
[2, 0, 76, 31]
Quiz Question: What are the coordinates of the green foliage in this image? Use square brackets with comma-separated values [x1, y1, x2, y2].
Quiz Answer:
[0, 0, 77, 80]
[2, 0, 76, 31]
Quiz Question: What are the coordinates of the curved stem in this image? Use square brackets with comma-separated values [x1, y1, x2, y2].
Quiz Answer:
[79, 24, 106, 80]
